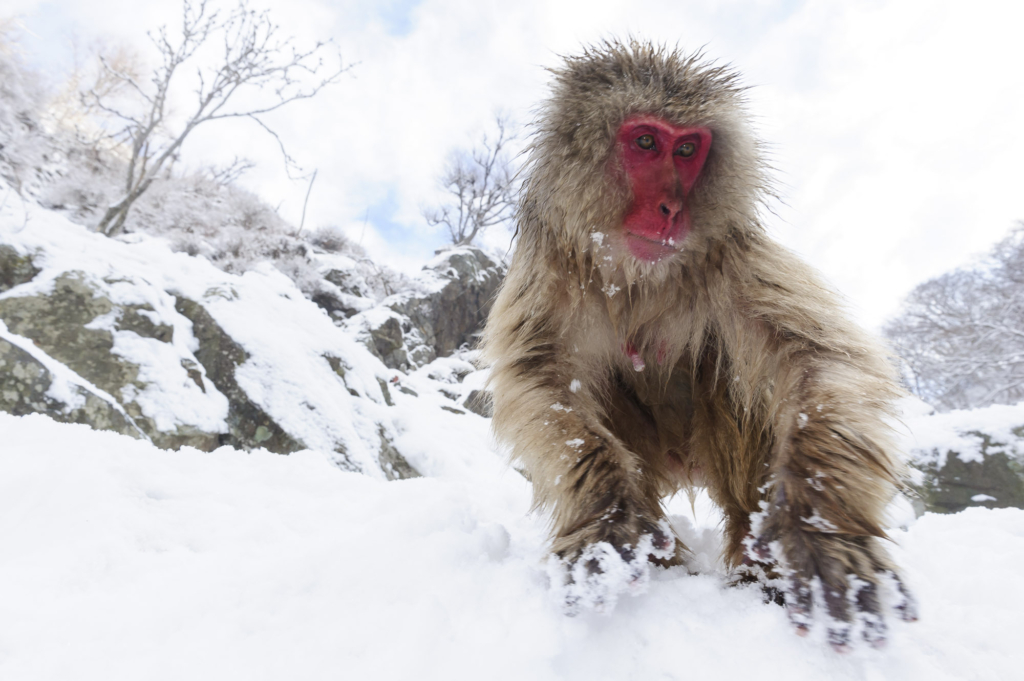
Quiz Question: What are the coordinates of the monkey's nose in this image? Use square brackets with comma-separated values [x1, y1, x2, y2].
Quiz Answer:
[659, 201, 682, 221]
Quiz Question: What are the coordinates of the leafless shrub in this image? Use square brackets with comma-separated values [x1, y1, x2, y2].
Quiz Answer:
[206, 156, 254, 186]
[0, 20, 51, 193]
[309, 225, 359, 254]
[424, 114, 518, 246]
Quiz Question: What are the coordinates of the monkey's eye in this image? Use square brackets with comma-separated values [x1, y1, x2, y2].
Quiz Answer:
[636, 134, 656, 150]
[676, 142, 696, 158]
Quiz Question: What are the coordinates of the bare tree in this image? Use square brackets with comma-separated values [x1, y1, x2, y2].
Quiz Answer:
[885, 222, 1024, 410]
[424, 114, 518, 246]
[86, 0, 350, 237]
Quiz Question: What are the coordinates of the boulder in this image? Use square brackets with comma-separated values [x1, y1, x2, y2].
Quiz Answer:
[0, 268, 308, 453]
[376, 427, 420, 480]
[358, 247, 504, 371]
[915, 429, 1024, 514]
[173, 297, 305, 454]
[0, 337, 141, 437]
[389, 247, 504, 358]
[0, 244, 40, 293]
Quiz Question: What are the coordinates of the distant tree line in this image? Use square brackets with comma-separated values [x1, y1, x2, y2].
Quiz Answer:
[885, 222, 1024, 410]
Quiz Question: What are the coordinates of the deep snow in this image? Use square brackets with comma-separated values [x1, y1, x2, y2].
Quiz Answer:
[1, 413, 1022, 681]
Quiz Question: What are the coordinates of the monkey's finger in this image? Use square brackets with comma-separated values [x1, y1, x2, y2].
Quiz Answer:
[746, 531, 776, 563]
[883, 570, 919, 622]
[762, 584, 785, 606]
[854, 580, 888, 648]
[785, 575, 813, 636]
[640, 520, 674, 553]
[822, 580, 852, 652]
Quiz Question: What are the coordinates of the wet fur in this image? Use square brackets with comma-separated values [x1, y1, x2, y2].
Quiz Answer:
[482, 41, 905, 592]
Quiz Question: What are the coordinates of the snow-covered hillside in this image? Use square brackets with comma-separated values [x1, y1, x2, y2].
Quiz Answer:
[0, 171, 505, 476]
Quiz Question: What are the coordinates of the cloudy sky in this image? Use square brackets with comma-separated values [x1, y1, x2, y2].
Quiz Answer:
[8, 0, 1024, 330]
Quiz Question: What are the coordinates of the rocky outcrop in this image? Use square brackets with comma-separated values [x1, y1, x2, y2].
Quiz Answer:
[0, 245, 40, 293]
[377, 426, 420, 480]
[0, 261, 310, 454]
[914, 430, 1024, 514]
[0, 273, 139, 388]
[0, 246, 421, 479]
[173, 297, 304, 454]
[360, 247, 504, 371]
[0, 337, 141, 437]
[0, 273, 214, 450]
[364, 310, 423, 370]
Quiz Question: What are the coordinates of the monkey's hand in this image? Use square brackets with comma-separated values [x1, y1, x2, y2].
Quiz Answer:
[551, 513, 675, 615]
[746, 487, 918, 651]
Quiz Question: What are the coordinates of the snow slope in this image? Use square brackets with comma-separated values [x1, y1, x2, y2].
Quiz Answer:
[2, 412, 1022, 681]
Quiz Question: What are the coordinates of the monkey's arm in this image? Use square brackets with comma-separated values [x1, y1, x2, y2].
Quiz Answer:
[485, 320, 672, 546]
[482, 272, 673, 610]
[724, 242, 918, 648]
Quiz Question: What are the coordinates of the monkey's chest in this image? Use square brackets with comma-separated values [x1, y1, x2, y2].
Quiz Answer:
[597, 365, 700, 485]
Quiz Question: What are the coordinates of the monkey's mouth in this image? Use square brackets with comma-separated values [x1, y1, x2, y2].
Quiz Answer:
[625, 231, 684, 263]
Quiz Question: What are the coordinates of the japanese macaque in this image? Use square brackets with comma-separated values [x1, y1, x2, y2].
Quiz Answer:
[482, 41, 917, 649]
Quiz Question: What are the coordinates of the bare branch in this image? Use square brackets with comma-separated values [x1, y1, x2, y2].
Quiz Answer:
[297, 168, 317, 234]
[207, 155, 254, 185]
[88, 0, 349, 236]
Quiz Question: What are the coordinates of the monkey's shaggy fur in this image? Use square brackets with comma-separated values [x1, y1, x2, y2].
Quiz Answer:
[482, 41, 916, 642]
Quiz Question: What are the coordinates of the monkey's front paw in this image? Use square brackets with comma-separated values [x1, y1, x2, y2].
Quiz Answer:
[551, 520, 675, 615]
[747, 530, 918, 651]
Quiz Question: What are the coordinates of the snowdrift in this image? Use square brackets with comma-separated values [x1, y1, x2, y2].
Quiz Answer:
[2, 412, 1022, 680]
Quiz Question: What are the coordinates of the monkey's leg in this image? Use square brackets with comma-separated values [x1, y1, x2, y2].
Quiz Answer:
[688, 381, 779, 587]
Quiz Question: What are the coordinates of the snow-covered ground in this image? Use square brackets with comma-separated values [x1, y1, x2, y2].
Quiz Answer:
[2, 412, 1022, 681]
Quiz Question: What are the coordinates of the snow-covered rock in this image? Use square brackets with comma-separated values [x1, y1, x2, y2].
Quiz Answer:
[349, 246, 505, 371]
[898, 397, 1024, 514]
[0, 182, 424, 478]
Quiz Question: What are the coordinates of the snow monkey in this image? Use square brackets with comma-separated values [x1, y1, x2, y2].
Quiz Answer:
[482, 41, 918, 649]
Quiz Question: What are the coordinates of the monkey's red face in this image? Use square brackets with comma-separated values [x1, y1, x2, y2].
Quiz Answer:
[616, 117, 711, 263]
